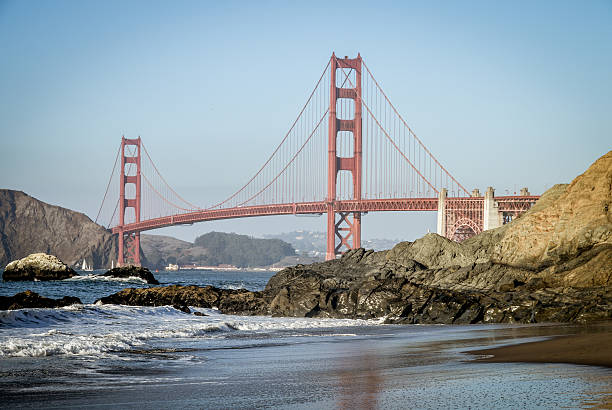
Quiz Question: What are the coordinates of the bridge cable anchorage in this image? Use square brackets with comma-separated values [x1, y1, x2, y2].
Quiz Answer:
[361, 59, 470, 196]
[207, 57, 332, 210]
[95, 142, 121, 224]
[337, 63, 438, 195]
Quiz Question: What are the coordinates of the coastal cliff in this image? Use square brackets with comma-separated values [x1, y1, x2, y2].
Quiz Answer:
[0, 190, 119, 269]
[98, 151, 612, 324]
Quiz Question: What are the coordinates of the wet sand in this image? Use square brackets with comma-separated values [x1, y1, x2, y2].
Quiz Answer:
[3, 323, 611, 408]
[473, 330, 612, 368]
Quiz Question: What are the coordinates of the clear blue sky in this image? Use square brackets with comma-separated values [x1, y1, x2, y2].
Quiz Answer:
[1, 0, 610, 242]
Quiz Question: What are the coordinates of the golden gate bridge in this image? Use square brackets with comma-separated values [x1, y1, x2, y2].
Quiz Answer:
[95, 53, 538, 266]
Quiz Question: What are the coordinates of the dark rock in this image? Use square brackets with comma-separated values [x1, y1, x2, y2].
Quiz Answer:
[95, 285, 267, 316]
[3, 253, 77, 281]
[256, 253, 612, 324]
[102, 265, 159, 285]
[173, 304, 191, 314]
[0, 290, 82, 310]
[193, 311, 207, 316]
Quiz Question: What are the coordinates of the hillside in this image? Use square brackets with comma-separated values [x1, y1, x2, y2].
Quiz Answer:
[141, 232, 296, 268]
[263, 231, 404, 257]
[0, 190, 119, 269]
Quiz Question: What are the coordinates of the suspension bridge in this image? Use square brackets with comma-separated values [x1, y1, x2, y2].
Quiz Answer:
[96, 53, 539, 266]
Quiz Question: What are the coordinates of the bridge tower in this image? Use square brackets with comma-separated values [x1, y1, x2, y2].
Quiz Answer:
[118, 136, 141, 266]
[326, 53, 363, 260]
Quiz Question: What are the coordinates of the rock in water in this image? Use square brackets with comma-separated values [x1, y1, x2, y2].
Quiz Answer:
[95, 285, 266, 315]
[0, 290, 82, 310]
[3, 253, 77, 281]
[102, 265, 160, 285]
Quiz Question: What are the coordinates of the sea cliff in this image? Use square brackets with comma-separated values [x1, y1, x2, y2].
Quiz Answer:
[0, 190, 119, 269]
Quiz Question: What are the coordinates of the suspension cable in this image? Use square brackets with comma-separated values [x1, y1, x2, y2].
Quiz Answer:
[208, 57, 332, 210]
[95, 142, 121, 224]
[338, 62, 438, 194]
[361, 59, 470, 195]
[141, 142, 201, 210]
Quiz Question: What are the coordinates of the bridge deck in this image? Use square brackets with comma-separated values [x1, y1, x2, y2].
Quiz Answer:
[111, 196, 539, 234]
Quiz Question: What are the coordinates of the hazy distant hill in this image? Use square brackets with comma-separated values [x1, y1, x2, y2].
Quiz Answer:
[262, 231, 405, 257]
[0, 190, 119, 269]
[141, 231, 296, 269]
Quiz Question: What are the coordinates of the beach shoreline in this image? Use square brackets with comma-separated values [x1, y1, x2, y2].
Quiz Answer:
[470, 325, 612, 368]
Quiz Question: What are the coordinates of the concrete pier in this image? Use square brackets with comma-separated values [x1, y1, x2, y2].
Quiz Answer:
[483, 187, 502, 231]
[436, 188, 447, 236]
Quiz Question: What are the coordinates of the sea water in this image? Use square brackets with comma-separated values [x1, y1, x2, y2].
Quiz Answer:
[1, 270, 610, 409]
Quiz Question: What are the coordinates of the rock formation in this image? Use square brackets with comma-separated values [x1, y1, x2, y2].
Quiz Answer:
[102, 265, 160, 285]
[96, 285, 266, 315]
[3, 253, 77, 281]
[0, 290, 81, 310]
[0, 190, 120, 269]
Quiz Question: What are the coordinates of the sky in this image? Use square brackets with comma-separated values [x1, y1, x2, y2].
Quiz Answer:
[0, 0, 610, 242]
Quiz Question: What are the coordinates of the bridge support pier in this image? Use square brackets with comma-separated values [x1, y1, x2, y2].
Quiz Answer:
[117, 136, 142, 266]
[326, 53, 363, 260]
[483, 187, 502, 231]
[436, 188, 447, 236]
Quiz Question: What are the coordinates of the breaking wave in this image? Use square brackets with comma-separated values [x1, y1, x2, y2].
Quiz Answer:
[0, 304, 381, 358]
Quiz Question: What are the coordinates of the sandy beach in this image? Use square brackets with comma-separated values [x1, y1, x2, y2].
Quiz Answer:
[473, 329, 612, 368]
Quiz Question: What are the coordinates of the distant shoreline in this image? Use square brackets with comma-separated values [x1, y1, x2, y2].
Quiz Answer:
[470, 326, 612, 368]
[164, 266, 283, 272]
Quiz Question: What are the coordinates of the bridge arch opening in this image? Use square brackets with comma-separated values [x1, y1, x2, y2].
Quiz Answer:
[336, 170, 354, 200]
[449, 218, 482, 242]
[336, 98, 355, 120]
[335, 67, 356, 88]
[337, 131, 354, 158]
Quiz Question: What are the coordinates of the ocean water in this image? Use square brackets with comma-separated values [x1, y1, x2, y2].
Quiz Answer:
[1, 270, 611, 409]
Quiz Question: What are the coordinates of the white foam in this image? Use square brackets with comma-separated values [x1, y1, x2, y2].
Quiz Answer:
[0, 304, 384, 358]
[66, 274, 148, 284]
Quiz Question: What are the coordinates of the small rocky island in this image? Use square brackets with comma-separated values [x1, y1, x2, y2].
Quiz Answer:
[2, 253, 77, 281]
[96, 151, 612, 324]
[102, 265, 160, 285]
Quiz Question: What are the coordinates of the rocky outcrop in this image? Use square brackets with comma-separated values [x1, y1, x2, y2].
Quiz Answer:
[0, 190, 121, 269]
[492, 151, 611, 273]
[95, 285, 267, 315]
[0, 290, 81, 310]
[102, 265, 160, 285]
[2, 253, 77, 281]
[261, 250, 611, 323]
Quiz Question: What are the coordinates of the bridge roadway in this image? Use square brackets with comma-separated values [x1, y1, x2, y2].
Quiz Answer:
[111, 196, 539, 234]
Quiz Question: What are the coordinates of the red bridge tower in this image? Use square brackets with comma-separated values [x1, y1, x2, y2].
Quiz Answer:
[327, 53, 363, 260]
[118, 136, 141, 266]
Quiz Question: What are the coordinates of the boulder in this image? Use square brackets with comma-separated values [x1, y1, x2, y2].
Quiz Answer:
[102, 265, 160, 285]
[0, 290, 82, 310]
[2, 253, 77, 281]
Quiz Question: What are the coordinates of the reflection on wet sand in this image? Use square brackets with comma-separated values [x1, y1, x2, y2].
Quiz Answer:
[337, 350, 381, 409]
